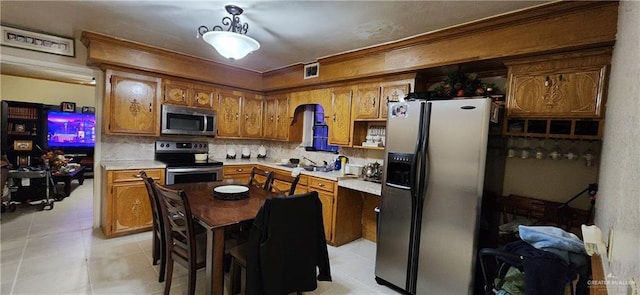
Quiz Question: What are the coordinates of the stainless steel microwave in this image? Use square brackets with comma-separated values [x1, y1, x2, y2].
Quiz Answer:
[161, 105, 217, 136]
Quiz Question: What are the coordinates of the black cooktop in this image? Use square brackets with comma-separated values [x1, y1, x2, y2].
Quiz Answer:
[154, 140, 222, 167]
[159, 157, 223, 168]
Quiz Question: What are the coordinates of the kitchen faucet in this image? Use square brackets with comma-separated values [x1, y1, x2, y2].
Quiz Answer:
[302, 156, 317, 166]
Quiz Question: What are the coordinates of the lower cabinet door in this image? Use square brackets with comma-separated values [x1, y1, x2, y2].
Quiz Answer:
[316, 190, 334, 241]
[111, 183, 153, 235]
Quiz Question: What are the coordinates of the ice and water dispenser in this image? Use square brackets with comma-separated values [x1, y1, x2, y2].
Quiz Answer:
[385, 152, 414, 188]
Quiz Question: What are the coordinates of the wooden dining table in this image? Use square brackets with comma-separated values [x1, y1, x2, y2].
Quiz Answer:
[169, 180, 277, 295]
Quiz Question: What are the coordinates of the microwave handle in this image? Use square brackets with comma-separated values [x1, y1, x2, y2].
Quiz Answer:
[202, 114, 208, 132]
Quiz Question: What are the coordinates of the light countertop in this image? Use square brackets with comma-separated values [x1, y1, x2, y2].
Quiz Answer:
[101, 160, 166, 170]
[220, 158, 381, 196]
[99, 158, 381, 196]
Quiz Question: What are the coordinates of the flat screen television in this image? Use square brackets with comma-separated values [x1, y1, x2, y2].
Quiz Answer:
[47, 111, 96, 148]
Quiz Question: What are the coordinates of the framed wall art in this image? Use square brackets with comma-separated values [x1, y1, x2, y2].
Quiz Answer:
[82, 106, 95, 114]
[14, 140, 33, 151]
[17, 155, 31, 167]
[61, 101, 76, 112]
[13, 123, 26, 133]
[0, 25, 75, 57]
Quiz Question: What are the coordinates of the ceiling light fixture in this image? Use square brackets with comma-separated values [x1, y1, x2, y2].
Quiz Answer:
[197, 5, 260, 60]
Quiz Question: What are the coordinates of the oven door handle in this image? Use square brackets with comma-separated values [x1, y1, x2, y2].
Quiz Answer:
[167, 167, 222, 173]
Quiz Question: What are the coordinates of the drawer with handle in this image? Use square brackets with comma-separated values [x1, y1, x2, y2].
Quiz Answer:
[309, 176, 335, 193]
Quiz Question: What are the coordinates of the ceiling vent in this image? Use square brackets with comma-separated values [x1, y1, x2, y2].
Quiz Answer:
[304, 62, 319, 79]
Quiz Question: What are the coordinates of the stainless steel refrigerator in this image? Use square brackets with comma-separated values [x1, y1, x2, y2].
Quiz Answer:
[375, 98, 491, 294]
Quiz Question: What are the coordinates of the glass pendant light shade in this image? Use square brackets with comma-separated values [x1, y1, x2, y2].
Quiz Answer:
[202, 31, 260, 60]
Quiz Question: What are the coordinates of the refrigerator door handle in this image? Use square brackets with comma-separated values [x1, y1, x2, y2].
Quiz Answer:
[418, 102, 431, 200]
[409, 102, 425, 198]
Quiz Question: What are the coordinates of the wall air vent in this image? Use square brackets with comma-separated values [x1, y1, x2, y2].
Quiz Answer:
[304, 62, 319, 79]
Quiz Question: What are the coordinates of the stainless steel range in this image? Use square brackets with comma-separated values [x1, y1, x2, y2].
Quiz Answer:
[155, 140, 223, 185]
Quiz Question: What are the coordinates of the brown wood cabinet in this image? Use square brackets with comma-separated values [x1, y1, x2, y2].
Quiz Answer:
[380, 80, 412, 118]
[308, 176, 336, 242]
[162, 79, 216, 109]
[352, 80, 411, 120]
[329, 87, 353, 146]
[101, 168, 165, 238]
[257, 165, 309, 195]
[104, 69, 162, 136]
[505, 49, 611, 119]
[217, 89, 264, 138]
[352, 84, 381, 119]
[222, 164, 253, 184]
[263, 96, 290, 141]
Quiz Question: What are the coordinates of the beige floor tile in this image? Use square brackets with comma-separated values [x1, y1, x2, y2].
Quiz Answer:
[1, 178, 390, 295]
[88, 252, 152, 283]
[17, 249, 88, 280]
[12, 264, 91, 294]
[0, 239, 27, 264]
[22, 231, 86, 260]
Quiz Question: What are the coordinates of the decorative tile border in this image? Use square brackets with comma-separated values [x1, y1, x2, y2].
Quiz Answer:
[0, 24, 75, 57]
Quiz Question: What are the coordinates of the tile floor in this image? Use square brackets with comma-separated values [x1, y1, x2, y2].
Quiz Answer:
[1, 179, 397, 294]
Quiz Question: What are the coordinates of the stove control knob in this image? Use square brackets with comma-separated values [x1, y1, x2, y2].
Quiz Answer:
[160, 143, 165, 148]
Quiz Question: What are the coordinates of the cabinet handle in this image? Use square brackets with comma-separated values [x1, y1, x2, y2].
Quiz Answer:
[318, 183, 325, 187]
[276, 115, 280, 122]
[245, 114, 249, 120]
[545, 76, 551, 87]
[237, 168, 243, 172]
[149, 103, 152, 112]
[235, 112, 239, 120]
[270, 115, 274, 122]
[333, 114, 336, 121]
[372, 98, 376, 107]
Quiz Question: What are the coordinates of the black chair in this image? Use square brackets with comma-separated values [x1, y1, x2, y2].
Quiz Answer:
[153, 182, 206, 295]
[229, 191, 332, 295]
[269, 173, 301, 197]
[139, 171, 167, 282]
[247, 167, 273, 191]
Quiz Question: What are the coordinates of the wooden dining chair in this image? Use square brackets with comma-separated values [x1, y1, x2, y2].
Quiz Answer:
[153, 182, 206, 295]
[139, 171, 167, 283]
[247, 167, 274, 191]
[269, 173, 301, 196]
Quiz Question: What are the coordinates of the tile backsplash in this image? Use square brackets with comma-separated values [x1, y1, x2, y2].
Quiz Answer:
[100, 135, 385, 166]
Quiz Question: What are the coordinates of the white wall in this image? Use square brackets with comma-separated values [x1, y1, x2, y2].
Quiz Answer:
[0, 74, 95, 107]
[595, 1, 640, 293]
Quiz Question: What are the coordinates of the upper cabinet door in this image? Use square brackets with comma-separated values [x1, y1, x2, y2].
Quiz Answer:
[217, 90, 242, 137]
[264, 96, 289, 141]
[507, 68, 607, 118]
[192, 83, 215, 109]
[505, 49, 610, 118]
[241, 95, 264, 138]
[329, 87, 352, 146]
[380, 81, 411, 118]
[353, 84, 381, 119]
[105, 69, 161, 136]
[163, 79, 190, 106]
[263, 98, 277, 139]
[275, 97, 290, 141]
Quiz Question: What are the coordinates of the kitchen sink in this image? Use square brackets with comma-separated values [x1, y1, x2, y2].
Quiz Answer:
[278, 163, 299, 168]
[277, 163, 333, 172]
[301, 165, 333, 172]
